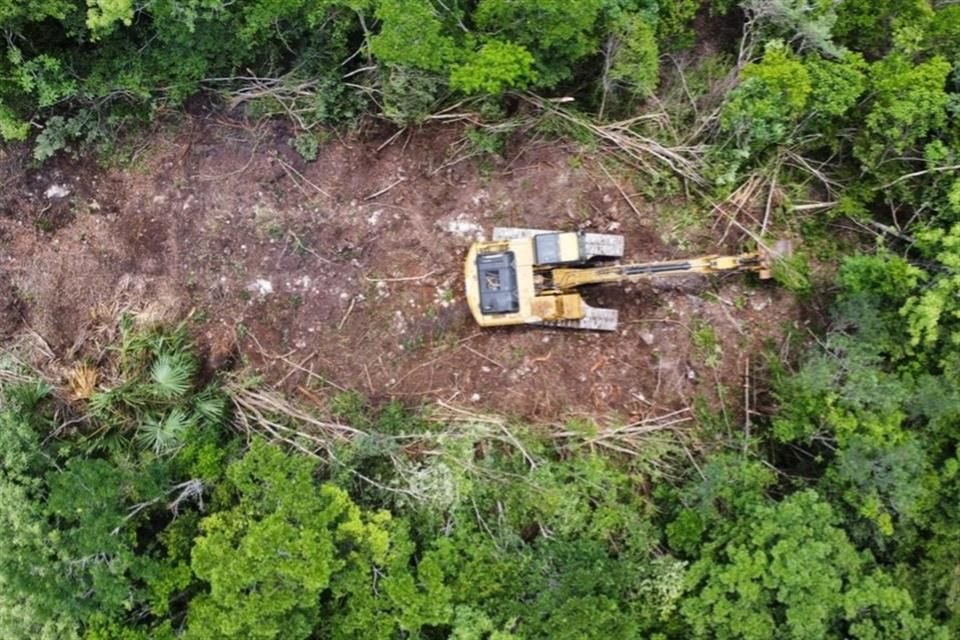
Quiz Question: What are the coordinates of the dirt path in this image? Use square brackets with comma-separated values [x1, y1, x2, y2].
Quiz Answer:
[0, 116, 801, 422]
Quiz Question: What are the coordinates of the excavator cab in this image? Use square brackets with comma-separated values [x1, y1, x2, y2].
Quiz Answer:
[464, 228, 789, 331]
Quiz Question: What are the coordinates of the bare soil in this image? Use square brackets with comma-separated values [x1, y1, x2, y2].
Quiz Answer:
[0, 115, 804, 422]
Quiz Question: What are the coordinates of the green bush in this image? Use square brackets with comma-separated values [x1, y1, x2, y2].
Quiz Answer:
[449, 41, 537, 94]
[720, 40, 812, 151]
[291, 132, 319, 162]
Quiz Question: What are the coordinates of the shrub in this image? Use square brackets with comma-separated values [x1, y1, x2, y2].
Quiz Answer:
[449, 41, 537, 94]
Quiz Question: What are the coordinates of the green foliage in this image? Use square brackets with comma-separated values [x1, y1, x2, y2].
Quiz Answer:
[370, 0, 457, 72]
[150, 352, 194, 398]
[85, 0, 135, 35]
[136, 408, 195, 454]
[450, 41, 537, 94]
[0, 101, 29, 141]
[607, 13, 660, 99]
[7, 48, 76, 108]
[656, 0, 700, 46]
[473, 0, 606, 88]
[826, 434, 932, 538]
[7, 4, 960, 637]
[0, 383, 76, 639]
[465, 126, 506, 156]
[720, 40, 812, 152]
[0, 323, 237, 636]
[832, 0, 932, 54]
[379, 64, 444, 125]
[770, 248, 812, 294]
[856, 54, 952, 169]
[32, 111, 112, 162]
[902, 223, 960, 351]
[679, 489, 945, 639]
[839, 252, 924, 305]
[925, 5, 960, 62]
[186, 440, 391, 639]
[805, 52, 867, 122]
[291, 132, 320, 162]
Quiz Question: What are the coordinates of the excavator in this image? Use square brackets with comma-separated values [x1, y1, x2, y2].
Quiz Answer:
[464, 228, 790, 331]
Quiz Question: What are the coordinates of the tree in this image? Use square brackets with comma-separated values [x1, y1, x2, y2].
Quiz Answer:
[0, 384, 81, 639]
[720, 40, 812, 152]
[743, 0, 845, 56]
[185, 440, 392, 639]
[370, 0, 457, 72]
[449, 41, 537, 94]
[832, 0, 932, 55]
[855, 53, 951, 169]
[606, 13, 659, 100]
[473, 0, 606, 87]
[679, 490, 946, 639]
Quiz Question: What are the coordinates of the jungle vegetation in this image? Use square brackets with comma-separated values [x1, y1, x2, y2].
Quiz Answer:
[2, 0, 960, 638]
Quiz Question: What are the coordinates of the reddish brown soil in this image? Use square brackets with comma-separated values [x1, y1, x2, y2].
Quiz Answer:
[0, 116, 802, 422]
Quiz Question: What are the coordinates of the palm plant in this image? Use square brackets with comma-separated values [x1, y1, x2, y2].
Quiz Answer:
[136, 408, 194, 455]
[150, 353, 195, 399]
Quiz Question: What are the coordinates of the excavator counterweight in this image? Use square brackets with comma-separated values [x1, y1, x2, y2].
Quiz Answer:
[464, 228, 789, 331]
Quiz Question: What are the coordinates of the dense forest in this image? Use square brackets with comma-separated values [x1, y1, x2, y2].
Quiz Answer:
[2, 0, 960, 638]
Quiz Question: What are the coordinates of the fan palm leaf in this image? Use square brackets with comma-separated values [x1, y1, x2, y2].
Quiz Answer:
[150, 354, 194, 398]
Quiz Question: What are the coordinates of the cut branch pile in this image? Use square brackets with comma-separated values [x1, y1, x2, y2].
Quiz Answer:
[522, 93, 708, 186]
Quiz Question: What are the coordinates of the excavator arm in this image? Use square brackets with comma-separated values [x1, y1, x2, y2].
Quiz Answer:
[548, 251, 769, 290]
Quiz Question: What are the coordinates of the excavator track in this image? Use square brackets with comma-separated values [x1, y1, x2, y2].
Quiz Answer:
[493, 227, 624, 261]
[532, 303, 619, 331]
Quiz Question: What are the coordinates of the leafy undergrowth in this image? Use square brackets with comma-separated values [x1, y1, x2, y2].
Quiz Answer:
[1, 306, 957, 639]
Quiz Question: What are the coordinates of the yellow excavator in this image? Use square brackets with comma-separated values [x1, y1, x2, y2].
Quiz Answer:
[464, 228, 790, 331]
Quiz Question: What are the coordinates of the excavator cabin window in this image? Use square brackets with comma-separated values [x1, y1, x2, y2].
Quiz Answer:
[476, 252, 519, 315]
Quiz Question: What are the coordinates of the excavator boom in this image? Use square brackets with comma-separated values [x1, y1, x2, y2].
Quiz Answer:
[464, 228, 788, 331]
[549, 252, 766, 289]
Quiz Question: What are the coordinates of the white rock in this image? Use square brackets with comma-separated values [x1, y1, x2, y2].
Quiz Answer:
[44, 184, 70, 199]
[444, 217, 485, 240]
[470, 393, 481, 402]
[392, 310, 407, 334]
[248, 279, 273, 296]
[640, 331, 655, 346]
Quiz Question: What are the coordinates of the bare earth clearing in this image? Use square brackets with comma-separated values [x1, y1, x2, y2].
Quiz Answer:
[0, 115, 804, 422]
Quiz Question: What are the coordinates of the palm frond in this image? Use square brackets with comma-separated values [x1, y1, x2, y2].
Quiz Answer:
[193, 388, 228, 425]
[136, 408, 193, 454]
[150, 354, 194, 398]
[88, 388, 121, 422]
[67, 364, 99, 402]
